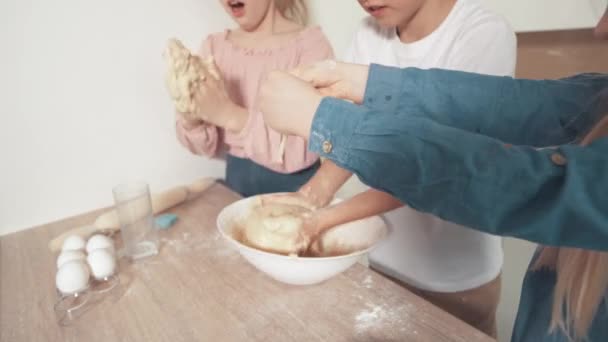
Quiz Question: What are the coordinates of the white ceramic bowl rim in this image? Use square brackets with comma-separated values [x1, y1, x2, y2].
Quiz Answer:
[217, 222, 384, 262]
[216, 196, 387, 262]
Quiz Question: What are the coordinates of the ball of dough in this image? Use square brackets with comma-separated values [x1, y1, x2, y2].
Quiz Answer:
[164, 38, 221, 115]
[242, 203, 311, 255]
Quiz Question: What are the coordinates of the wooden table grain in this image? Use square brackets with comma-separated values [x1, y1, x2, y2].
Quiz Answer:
[1, 183, 493, 342]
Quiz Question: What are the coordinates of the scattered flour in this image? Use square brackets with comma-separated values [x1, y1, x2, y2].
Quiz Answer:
[362, 275, 373, 288]
[355, 305, 383, 329]
[354, 301, 415, 335]
[161, 229, 239, 260]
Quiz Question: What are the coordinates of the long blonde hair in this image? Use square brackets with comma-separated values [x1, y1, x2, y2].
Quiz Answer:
[275, 0, 308, 25]
[533, 114, 608, 341]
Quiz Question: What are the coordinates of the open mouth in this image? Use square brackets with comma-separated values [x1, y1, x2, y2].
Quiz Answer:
[228, 0, 245, 17]
[367, 5, 388, 16]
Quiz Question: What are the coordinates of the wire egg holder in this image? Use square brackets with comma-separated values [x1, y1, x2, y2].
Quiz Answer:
[54, 231, 122, 326]
[54, 273, 121, 326]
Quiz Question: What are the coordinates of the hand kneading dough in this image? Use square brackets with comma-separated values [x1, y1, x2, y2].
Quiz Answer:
[308, 215, 387, 257]
[242, 203, 311, 255]
[164, 38, 221, 114]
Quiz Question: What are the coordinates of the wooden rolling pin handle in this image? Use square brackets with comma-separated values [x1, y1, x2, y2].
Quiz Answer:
[48, 178, 216, 252]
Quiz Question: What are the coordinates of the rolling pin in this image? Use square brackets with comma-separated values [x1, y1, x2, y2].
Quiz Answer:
[48, 177, 216, 252]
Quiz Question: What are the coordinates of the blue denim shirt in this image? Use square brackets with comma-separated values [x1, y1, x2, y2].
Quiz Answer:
[308, 64, 608, 341]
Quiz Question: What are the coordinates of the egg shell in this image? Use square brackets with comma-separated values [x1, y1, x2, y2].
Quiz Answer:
[86, 249, 117, 280]
[61, 235, 86, 252]
[56, 250, 86, 269]
[86, 234, 115, 254]
[55, 260, 90, 294]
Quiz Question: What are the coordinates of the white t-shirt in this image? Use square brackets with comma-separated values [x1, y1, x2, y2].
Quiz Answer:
[342, 0, 516, 292]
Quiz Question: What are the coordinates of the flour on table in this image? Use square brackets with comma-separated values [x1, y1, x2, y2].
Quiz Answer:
[161, 230, 238, 259]
[355, 305, 383, 329]
[362, 275, 373, 288]
[354, 301, 415, 335]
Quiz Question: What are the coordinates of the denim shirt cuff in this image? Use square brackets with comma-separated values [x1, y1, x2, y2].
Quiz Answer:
[362, 64, 404, 112]
[308, 97, 364, 163]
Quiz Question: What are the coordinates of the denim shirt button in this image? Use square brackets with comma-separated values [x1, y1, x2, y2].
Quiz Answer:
[322, 141, 333, 154]
[550, 153, 567, 166]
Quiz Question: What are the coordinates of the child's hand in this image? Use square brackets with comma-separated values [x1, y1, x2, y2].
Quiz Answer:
[259, 71, 323, 138]
[177, 113, 204, 130]
[260, 159, 352, 210]
[290, 60, 369, 104]
[191, 73, 239, 129]
[298, 160, 354, 208]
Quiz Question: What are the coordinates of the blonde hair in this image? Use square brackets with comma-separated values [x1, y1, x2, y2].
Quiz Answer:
[275, 0, 308, 25]
[533, 114, 608, 342]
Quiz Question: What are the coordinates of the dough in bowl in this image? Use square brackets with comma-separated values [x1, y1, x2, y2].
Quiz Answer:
[241, 203, 312, 256]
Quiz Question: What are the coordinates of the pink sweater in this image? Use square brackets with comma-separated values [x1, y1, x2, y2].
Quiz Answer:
[176, 26, 334, 173]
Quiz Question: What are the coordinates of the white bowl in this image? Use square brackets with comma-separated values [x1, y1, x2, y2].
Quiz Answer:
[217, 195, 388, 285]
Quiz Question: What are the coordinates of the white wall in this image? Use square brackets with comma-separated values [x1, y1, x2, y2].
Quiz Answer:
[0, 0, 234, 234]
[308, 1, 367, 58]
[479, 0, 606, 32]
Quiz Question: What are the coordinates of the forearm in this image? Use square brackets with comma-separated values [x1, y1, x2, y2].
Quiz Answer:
[299, 160, 353, 207]
[211, 102, 248, 133]
[363, 65, 608, 146]
[309, 97, 608, 251]
[315, 189, 402, 234]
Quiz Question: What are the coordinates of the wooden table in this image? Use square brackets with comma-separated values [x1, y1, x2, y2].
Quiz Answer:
[1, 183, 493, 342]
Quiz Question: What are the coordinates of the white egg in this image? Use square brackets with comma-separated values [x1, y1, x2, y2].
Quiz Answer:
[55, 260, 90, 294]
[56, 250, 86, 269]
[85, 234, 115, 254]
[61, 235, 86, 252]
[86, 249, 117, 280]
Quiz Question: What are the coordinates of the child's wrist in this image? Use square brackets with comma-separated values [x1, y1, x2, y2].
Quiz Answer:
[180, 116, 204, 130]
[299, 182, 333, 208]
[221, 102, 248, 132]
[340, 63, 369, 104]
[313, 206, 341, 234]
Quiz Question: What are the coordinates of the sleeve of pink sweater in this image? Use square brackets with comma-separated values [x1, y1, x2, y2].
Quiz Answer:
[174, 37, 221, 157]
